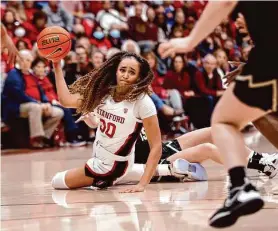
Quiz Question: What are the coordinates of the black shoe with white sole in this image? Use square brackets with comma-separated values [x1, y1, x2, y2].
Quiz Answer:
[209, 182, 264, 228]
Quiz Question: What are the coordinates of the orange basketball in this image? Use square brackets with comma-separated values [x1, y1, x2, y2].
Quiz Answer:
[37, 26, 71, 62]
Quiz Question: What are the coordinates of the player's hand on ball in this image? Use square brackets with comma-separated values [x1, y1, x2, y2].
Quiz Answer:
[120, 184, 146, 193]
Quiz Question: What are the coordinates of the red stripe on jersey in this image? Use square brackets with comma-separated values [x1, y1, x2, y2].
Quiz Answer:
[115, 122, 143, 157]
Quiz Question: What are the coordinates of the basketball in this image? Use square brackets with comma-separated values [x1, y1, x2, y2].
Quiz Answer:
[37, 26, 71, 62]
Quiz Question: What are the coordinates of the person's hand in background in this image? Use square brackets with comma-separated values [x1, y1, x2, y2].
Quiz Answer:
[223, 62, 245, 86]
[41, 103, 53, 117]
[184, 90, 195, 97]
[1, 24, 20, 64]
[235, 13, 248, 34]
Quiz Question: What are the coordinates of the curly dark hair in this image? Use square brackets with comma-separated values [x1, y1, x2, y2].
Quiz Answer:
[69, 51, 154, 114]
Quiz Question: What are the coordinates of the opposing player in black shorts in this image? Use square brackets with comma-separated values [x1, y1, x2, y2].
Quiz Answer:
[159, 1, 278, 227]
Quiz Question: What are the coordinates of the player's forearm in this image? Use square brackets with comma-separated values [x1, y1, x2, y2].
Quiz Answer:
[139, 145, 162, 186]
[53, 62, 80, 108]
[1, 24, 7, 38]
[171, 1, 238, 51]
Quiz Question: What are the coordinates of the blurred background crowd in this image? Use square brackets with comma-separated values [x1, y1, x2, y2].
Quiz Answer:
[1, 0, 253, 149]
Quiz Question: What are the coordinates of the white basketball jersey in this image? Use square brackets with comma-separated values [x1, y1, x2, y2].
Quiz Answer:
[93, 94, 156, 157]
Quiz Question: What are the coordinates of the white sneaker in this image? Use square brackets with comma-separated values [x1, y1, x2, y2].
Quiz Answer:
[259, 153, 278, 178]
[170, 158, 208, 181]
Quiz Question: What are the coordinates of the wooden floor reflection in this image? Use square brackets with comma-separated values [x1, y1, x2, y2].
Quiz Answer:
[1, 130, 278, 231]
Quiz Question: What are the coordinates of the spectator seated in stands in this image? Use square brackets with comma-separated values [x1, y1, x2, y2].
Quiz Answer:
[22, 0, 39, 23]
[31, 57, 86, 147]
[1, 50, 64, 149]
[195, 54, 225, 99]
[90, 50, 105, 70]
[172, 8, 190, 37]
[21, 10, 48, 45]
[2, 9, 18, 38]
[163, 54, 195, 110]
[142, 51, 184, 134]
[214, 48, 231, 87]
[43, 0, 73, 32]
[193, 54, 225, 127]
[90, 26, 112, 55]
[96, 0, 128, 35]
[127, 3, 148, 42]
[121, 39, 141, 54]
[65, 45, 92, 86]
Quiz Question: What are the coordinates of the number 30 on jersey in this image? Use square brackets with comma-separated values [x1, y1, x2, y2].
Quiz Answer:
[99, 118, 116, 138]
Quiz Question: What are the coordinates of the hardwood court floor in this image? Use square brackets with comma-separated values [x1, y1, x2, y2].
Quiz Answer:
[1, 130, 278, 231]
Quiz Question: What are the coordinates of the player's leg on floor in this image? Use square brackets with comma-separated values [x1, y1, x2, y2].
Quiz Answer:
[167, 143, 278, 178]
[209, 82, 266, 228]
[174, 127, 252, 164]
[52, 167, 94, 189]
[173, 130, 278, 177]
[167, 143, 223, 164]
[176, 127, 213, 149]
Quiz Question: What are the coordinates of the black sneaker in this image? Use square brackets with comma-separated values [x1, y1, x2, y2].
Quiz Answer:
[209, 182, 264, 228]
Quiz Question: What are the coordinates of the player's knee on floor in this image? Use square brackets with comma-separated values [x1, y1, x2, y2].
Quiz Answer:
[52, 171, 69, 189]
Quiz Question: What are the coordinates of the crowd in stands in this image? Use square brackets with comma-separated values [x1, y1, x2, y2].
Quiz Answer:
[1, 0, 253, 149]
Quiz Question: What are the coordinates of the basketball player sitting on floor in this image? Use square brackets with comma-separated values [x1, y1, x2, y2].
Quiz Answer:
[51, 52, 168, 193]
[76, 61, 278, 184]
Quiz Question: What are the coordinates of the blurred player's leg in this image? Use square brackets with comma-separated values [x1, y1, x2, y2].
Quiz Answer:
[253, 111, 278, 149]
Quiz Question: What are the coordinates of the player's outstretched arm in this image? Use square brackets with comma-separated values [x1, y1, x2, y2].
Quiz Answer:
[52, 61, 83, 108]
[121, 115, 162, 193]
[159, 1, 238, 58]
[1, 23, 20, 64]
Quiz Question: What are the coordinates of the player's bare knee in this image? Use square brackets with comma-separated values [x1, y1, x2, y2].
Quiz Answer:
[202, 143, 217, 154]
[52, 171, 69, 189]
[211, 113, 242, 131]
